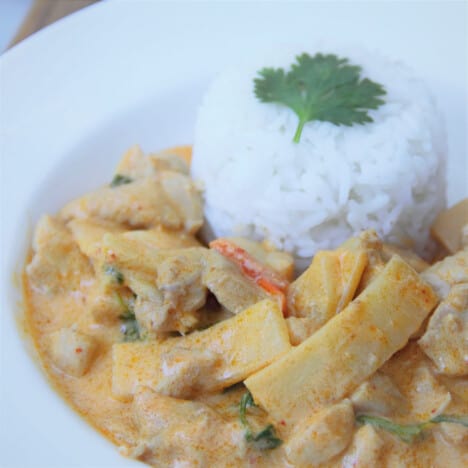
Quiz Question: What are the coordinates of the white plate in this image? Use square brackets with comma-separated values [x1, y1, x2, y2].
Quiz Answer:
[1, 1, 466, 466]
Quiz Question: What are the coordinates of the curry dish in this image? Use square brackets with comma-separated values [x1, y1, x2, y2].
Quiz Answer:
[24, 146, 468, 467]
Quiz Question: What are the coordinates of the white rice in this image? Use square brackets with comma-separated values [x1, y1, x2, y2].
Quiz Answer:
[191, 47, 447, 265]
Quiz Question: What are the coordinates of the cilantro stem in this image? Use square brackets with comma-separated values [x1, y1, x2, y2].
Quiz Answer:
[356, 414, 425, 443]
[357, 413, 468, 444]
[239, 391, 282, 450]
[293, 119, 306, 144]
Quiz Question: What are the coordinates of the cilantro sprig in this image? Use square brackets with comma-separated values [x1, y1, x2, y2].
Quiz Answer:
[103, 264, 124, 285]
[110, 174, 133, 187]
[119, 310, 140, 342]
[254, 53, 386, 143]
[357, 413, 468, 444]
[239, 391, 282, 450]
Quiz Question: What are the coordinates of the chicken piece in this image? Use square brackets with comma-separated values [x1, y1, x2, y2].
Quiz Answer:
[284, 400, 354, 467]
[89, 284, 135, 324]
[202, 249, 268, 314]
[102, 231, 205, 275]
[381, 243, 429, 273]
[439, 376, 468, 406]
[350, 372, 407, 416]
[418, 283, 468, 376]
[154, 248, 207, 315]
[286, 316, 320, 345]
[227, 237, 294, 280]
[67, 218, 132, 322]
[47, 328, 98, 377]
[131, 390, 244, 467]
[159, 171, 203, 233]
[286, 248, 367, 331]
[430, 198, 468, 254]
[26, 215, 93, 294]
[421, 249, 468, 299]
[439, 422, 468, 446]
[123, 227, 201, 250]
[342, 425, 384, 468]
[154, 347, 221, 399]
[68, 218, 125, 260]
[129, 249, 207, 336]
[407, 364, 451, 420]
[60, 172, 203, 234]
[101, 232, 207, 334]
[114, 145, 190, 179]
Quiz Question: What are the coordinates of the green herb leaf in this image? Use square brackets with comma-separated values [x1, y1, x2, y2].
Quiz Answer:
[254, 53, 386, 143]
[431, 414, 468, 427]
[103, 264, 124, 285]
[246, 424, 283, 450]
[356, 414, 424, 443]
[357, 413, 468, 444]
[110, 174, 133, 187]
[239, 391, 256, 427]
[119, 310, 141, 342]
[239, 391, 282, 450]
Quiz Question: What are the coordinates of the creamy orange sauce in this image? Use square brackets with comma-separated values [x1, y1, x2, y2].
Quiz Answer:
[24, 273, 468, 467]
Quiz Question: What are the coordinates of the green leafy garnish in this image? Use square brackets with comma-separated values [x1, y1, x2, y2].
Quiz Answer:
[119, 310, 141, 342]
[356, 414, 424, 443]
[357, 413, 468, 444]
[110, 174, 133, 187]
[431, 414, 468, 427]
[116, 292, 141, 342]
[254, 53, 386, 143]
[239, 391, 282, 450]
[103, 264, 124, 284]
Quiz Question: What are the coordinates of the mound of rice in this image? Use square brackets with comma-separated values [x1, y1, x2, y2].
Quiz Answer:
[191, 48, 446, 265]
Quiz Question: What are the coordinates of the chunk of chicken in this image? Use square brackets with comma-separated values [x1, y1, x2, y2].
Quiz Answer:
[67, 218, 132, 322]
[131, 250, 207, 336]
[100, 232, 208, 334]
[154, 347, 221, 399]
[439, 422, 468, 446]
[67, 218, 125, 259]
[131, 390, 244, 467]
[202, 250, 268, 314]
[430, 198, 468, 254]
[418, 283, 468, 376]
[350, 372, 407, 416]
[381, 243, 429, 273]
[285, 400, 354, 467]
[114, 145, 190, 179]
[159, 171, 204, 233]
[89, 283, 135, 324]
[421, 249, 468, 299]
[342, 425, 384, 468]
[123, 227, 201, 250]
[60, 172, 203, 234]
[407, 364, 452, 420]
[47, 327, 97, 377]
[26, 215, 93, 293]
